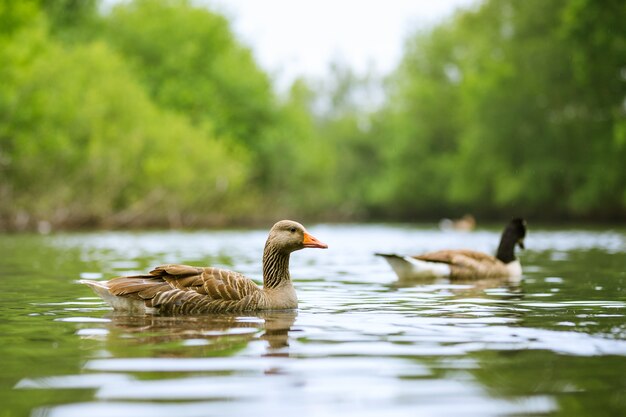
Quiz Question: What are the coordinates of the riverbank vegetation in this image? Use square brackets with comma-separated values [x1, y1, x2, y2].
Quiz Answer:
[1, 0, 624, 231]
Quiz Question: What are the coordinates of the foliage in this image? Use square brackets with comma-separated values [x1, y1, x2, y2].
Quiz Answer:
[0, 5, 248, 229]
[370, 0, 626, 221]
[0, 0, 624, 230]
[103, 0, 275, 144]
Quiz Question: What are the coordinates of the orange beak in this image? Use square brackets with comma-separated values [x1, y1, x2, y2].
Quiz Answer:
[302, 232, 328, 249]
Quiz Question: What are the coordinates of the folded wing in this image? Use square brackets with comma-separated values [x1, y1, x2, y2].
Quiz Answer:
[414, 249, 498, 264]
[414, 250, 506, 279]
[107, 264, 263, 314]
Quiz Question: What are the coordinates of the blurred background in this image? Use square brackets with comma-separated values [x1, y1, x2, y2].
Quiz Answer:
[0, 0, 624, 231]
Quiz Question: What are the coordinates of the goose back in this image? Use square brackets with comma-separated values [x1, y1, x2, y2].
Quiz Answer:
[414, 250, 510, 280]
[106, 264, 266, 314]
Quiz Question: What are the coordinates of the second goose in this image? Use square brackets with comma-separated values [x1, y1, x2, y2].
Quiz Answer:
[377, 218, 526, 280]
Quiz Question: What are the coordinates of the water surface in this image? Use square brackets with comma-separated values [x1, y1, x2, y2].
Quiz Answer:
[1, 224, 625, 416]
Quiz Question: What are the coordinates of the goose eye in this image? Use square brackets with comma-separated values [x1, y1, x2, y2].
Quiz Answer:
[290, 227, 296, 233]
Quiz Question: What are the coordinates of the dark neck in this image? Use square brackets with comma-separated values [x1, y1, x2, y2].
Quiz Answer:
[262, 243, 291, 289]
[495, 228, 517, 264]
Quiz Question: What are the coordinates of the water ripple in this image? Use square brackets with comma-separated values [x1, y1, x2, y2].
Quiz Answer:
[6, 225, 626, 417]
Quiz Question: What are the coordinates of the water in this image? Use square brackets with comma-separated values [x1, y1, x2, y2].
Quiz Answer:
[1, 224, 625, 417]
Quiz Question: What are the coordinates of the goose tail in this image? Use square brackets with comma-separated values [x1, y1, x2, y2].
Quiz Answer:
[79, 279, 113, 299]
[79, 279, 155, 314]
[375, 253, 450, 280]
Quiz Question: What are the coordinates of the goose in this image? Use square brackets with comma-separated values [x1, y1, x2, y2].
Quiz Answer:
[376, 218, 526, 280]
[439, 214, 476, 231]
[81, 220, 327, 314]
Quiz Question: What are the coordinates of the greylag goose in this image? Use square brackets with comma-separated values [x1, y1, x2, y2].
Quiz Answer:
[377, 218, 526, 280]
[81, 220, 327, 314]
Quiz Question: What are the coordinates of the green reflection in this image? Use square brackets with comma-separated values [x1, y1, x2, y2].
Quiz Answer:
[0, 228, 625, 417]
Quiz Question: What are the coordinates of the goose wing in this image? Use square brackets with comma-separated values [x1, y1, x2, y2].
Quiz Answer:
[107, 264, 263, 314]
[413, 249, 499, 265]
[414, 250, 506, 279]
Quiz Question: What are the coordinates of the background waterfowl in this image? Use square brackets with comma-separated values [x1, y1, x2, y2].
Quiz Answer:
[439, 214, 476, 232]
[377, 218, 526, 280]
[81, 220, 327, 314]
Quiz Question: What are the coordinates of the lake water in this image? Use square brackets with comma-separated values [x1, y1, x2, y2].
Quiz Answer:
[1, 223, 625, 417]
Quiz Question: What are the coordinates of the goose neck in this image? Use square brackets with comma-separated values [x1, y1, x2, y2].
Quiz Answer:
[496, 230, 517, 264]
[262, 243, 291, 289]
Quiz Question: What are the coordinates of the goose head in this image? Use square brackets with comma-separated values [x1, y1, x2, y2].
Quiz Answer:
[265, 220, 328, 254]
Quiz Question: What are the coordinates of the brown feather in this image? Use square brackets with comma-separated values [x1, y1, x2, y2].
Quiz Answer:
[414, 249, 499, 264]
[108, 277, 163, 298]
[137, 283, 172, 299]
[102, 265, 264, 312]
[453, 253, 507, 279]
[150, 264, 201, 277]
[203, 278, 221, 298]
[413, 250, 510, 280]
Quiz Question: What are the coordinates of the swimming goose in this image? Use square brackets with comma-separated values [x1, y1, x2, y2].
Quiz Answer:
[377, 218, 526, 280]
[81, 220, 327, 314]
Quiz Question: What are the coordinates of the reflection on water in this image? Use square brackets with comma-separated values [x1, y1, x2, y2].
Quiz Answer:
[390, 274, 524, 299]
[1, 224, 625, 417]
[93, 310, 298, 353]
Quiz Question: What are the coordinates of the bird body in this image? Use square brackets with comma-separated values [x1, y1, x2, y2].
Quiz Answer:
[377, 219, 526, 281]
[81, 220, 327, 314]
[439, 214, 476, 232]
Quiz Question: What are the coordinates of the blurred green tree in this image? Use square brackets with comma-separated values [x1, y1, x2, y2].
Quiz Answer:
[374, 0, 626, 220]
[1, 0, 624, 229]
[0, 6, 248, 229]
[103, 0, 275, 144]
